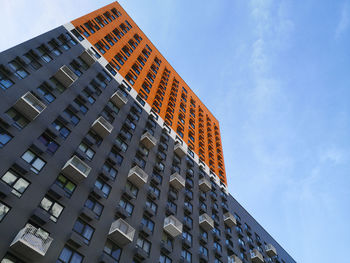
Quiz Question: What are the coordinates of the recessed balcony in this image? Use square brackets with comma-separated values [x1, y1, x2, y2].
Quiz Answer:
[108, 218, 135, 246]
[61, 155, 91, 183]
[265, 243, 277, 257]
[127, 165, 149, 188]
[91, 116, 113, 138]
[169, 172, 185, 190]
[223, 212, 237, 227]
[14, 92, 46, 120]
[174, 143, 186, 158]
[54, 65, 78, 87]
[199, 213, 214, 231]
[250, 249, 264, 263]
[110, 90, 128, 108]
[163, 215, 183, 237]
[199, 178, 212, 192]
[140, 132, 157, 149]
[10, 224, 53, 260]
[228, 255, 242, 263]
[80, 49, 96, 66]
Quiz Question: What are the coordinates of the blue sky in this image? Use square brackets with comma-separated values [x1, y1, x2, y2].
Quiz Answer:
[2, 0, 350, 262]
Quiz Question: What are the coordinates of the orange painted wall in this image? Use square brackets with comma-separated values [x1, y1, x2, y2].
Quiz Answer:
[71, 1, 227, 185]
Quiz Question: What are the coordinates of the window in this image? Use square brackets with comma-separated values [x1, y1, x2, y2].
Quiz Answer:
[38, 133, 60, 154]
[0, 127, 13, 147]
[54, 174, 77, 198]
[214, 242, 222, 253]
[73, 218, 94, 244]
[145, 199, 157, 213]
[102, 162, 118, 180]
[63, 109, 80, 126]
[57, 246, 83, 263]
[78, 142, 95, 160]
[37, 84, 55, 103]
[51, 120, 71, 139]
[0, 71, 14, 90]
[182, 230, 192, 245]
[136, 237, 151, 255]
[8, 60, 28, 79]
[110, 149, 124, 165]
[0, 201, 10, 222]
[6, 108, 29, 130]
[214, 259, 223, 263]
[119, 198, 134, 216]
[115, 137, 128, 152]
[84, 197, 103, 218]
[1, 170, 30, 197]
[184, 201, 193, 213]
[159, 254, 172, 263]
[141, 216, 155, 233]
[37, 45, 52, 63]
[21, 150, 46, 174]
[125, 181, 138, 198]
[94, 179, 111, 198]
[184, 215, 193, 229]
[181, 249, 192, 262]
[134, 155, 146, 169]
[149, 185, 160, 198]
[39, 196, 64, 222]
[199, 245, 208, 256]
[167, 200, 177, 213]
[74, 98, 88, 114]
[49, 77, 66, 93]
[103, 239, 122, 261]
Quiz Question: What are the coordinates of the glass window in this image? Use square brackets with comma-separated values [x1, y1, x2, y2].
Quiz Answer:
[141, 216, 155, 233]
[0, 127, 13, 147]
[51, 120, 71, 139]
[8, 60, 29, 79]
[78, 142, 95, 160]
[145, 199, 157, 213]
[37, 84, 55, 103]
[54, 174, 76, 198]
[63, 109, 80, 126]
[84, 197, 103, 218]
[57, 246, 83, 263]
[0, 201, 10, 222]
[102, 162, 118, 180]
[39, 196, 64, 222]
[1, 170, 30, 197]
[21, 150, 46, 174]
[136, 237, 151, 255]
[125, 181, 138, 198]
[94, 179, 111, 198]
[0, 71, 14, 90]
[181, 249, 192, 262]
[38, 133, 59, 154]
[159, 254, 172, 263]
[6, 108, 29, 130]
[73, 218, 94, 244]
[37, 46, 52, 63]
[103, 239, 122, 261]
[119, 198, 134, 216]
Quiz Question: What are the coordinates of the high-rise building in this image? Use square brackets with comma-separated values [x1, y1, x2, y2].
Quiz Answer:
[0, 2, 296, 263]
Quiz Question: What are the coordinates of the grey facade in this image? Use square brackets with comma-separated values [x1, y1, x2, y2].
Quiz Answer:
[0, 25, 296, 263]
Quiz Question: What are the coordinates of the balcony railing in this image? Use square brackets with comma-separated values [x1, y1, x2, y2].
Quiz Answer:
[110, 90, 128, 108]
[108, 218, 135, 246]
[61, 155, 91, 183]
[169, 172, 185, 190]
[80, 49, 96, 66]
[91, 116, 113, 138]
[251, 249, 264, 263]
[199, 178, 212, 192]
[127, 165, 149, 187]
[223, 212, 237, 227]
[10, 224, 53, 260]
[163, 215, 183, 237]
[140, 132, 157, 149]
[265, 243, 277, 257]
[174, 143, 186, 158]
[14, 92, 46, 120]
[228, 255, 242, 263]
[54, 65, 78, 87]
[199, 213, 214, 231]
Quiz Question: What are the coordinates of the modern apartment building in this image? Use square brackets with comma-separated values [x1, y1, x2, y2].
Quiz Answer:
[0, 2, 296, 263]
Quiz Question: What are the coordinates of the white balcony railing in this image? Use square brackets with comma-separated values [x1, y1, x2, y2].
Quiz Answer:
[265, 243, 277, 257]
[127, 165, 149, 187]
[164, 215, 183, 237]
[199, 213, 214, 231]
[54, 65, 78, 87]
[169, 172, 186, 190]
[80, 49, 96, 66]
[10, 224, 53, 259]
[199, 178, 212, 192]
[14, 92, 46, 120]
[140, 132, 157, 149]
[110, 90, 128, 108]
[251, 249, 264, 263]
[174, 143, 186, 158]
[91, 116, 113, 138]
[108, 218, 135, 246]
[223, 212, 237, 227]
[62, 155, 91, 183]
[228, 255, 242, 263]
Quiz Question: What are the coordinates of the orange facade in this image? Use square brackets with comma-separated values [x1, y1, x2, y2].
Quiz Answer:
[71, 1, 227, 184]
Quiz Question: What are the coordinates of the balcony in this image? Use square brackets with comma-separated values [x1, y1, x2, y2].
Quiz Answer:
[169, 172, 185, 190]
[163, 215, 183, 237]
[80, 49, 96, 66]
[10, 224, 53, 260]
[223, 212, 237, 227]
[108, 218, 135, 246]
[228, 255, 242, 263]
[110, 90, 128, 108]
[251, 249, 264, 263]
[54, 65, 78, 87]
[265, 244, 277, 257]
[91, 116, 113, 138]
[199, 213, 214, 231]
[199, 178, 212, 192]
[127, 165, 149, 188]
[174, 143, 186, 158]
[61, 156, 91, 183]
[14, 92, 46, 120]
[140, 132, 157, 149]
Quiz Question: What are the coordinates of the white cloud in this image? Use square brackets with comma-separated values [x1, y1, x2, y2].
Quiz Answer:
[335, 1, 350, 39]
